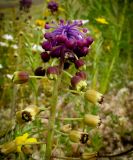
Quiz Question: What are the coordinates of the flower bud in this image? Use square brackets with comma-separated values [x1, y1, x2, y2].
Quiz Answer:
[81, 152, 97, 160]
[42, 41, 52, 51]
[76, 71, 87, 80]
[0, 140, 16, 154]
[69, 130, 89, 144]
[16, 105, 39, 124]
[41, 52, 50, 62]
[12, 71, 29, 84]
[84, 90, 104, 105]
[84, 114, 101, 127]
[47, 66, 59, 80]
[74, 59, 86, 70]
[71, 75, 87, 91]
[34, 67, 45, 76]
[60, 124, 72, 133]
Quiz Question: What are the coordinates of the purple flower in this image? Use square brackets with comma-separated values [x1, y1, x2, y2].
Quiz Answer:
[20, 0, 32, 11]
[43, 20, 93, 63]
[47, 1, 58, 13]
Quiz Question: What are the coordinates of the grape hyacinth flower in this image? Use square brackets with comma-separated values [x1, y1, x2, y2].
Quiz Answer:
[19, 0, 32, 11]
[43, 20, 93, 62]
[47, 0, 59, 14]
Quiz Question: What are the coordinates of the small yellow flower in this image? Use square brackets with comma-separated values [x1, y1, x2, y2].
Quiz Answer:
[0, 133, 37, 154]
[95, 17, 108, 24]
[15, 133, 37, 152]
[35, 20, 45, 28]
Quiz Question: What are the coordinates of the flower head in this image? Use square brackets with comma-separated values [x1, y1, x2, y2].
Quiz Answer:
[43, 20, 93, 65]
[83, 114, 101, 127]
[0, 133, 37, 154]
[95, 17, 108, 24]
[20, 0, 32, 11]
[47, 0, 58, 13]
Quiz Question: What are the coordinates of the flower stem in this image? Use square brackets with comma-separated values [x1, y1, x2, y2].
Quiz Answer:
[45, 76, 61, 160]
[58, 117, 83, 121]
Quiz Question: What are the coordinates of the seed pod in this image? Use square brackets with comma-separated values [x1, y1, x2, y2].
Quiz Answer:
[84, 114, 101, 127]
[81, 152, 97, 160]
[0, 140, 16, 154]
[84, 90, 104, 105]
[60, 124, 72, 133]
[16, 105, 39, 124]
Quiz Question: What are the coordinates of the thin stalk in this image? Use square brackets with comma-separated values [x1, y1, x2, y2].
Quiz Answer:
[58, 117, 83, 121]
[45, 76, 61, 160]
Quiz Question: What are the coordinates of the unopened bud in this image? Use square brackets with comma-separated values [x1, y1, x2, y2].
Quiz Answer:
[60, 124, 72, 133]
[12, 71, 29, 84]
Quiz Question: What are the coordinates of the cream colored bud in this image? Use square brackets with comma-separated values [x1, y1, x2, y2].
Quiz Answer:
[84, 114, 101, 127]
[84, 90, 104, 105]
[60, 124, 72, 133]
[0, 140, 16, 154]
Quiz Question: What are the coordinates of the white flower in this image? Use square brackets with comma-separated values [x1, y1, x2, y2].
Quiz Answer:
[2, 34, 13, 41]
[0, 64, 3, 69]
[11, 44, 18, 50]
[0, 42, 8, 47]
[6, 74, 13, 79]
[82, 20, 89, 24]
[32, 44, 43, 52]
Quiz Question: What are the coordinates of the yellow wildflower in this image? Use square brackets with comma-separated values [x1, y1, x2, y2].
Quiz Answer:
[35, 20, 45, 28]
[0, 133, 37, 154]
[95, 17, 108, 24]
[15, 133, 37, 152]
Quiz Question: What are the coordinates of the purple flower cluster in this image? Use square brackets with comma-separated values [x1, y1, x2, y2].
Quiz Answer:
[19, 0, 32, 11]
[35, 20, 93, 90]
[47, 1, 58, 13]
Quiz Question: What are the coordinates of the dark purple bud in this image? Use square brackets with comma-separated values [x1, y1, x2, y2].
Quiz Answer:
[50, 47, 61, 58]
[44, 33, 53, 39]
[65, 39, 75, 49]
[41, 52, 50, 62]
[42, 41, 52, 51]
[76, 71, 87, 80]
[34, 67, 45, 76]
[64, 62, 71, 70]
[86, 37, 94, 47]
[45, 23, 51, 29]
[47, 66, 59, 80]
[74, 59, 86, 70]
[83, 28, 88, 33]
[80, 47, 89, 56]
[56, 35, 67, 43]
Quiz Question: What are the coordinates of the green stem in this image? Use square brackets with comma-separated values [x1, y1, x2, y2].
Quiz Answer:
[58, 117, 83, 121]
[45, 77, 61, 160]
